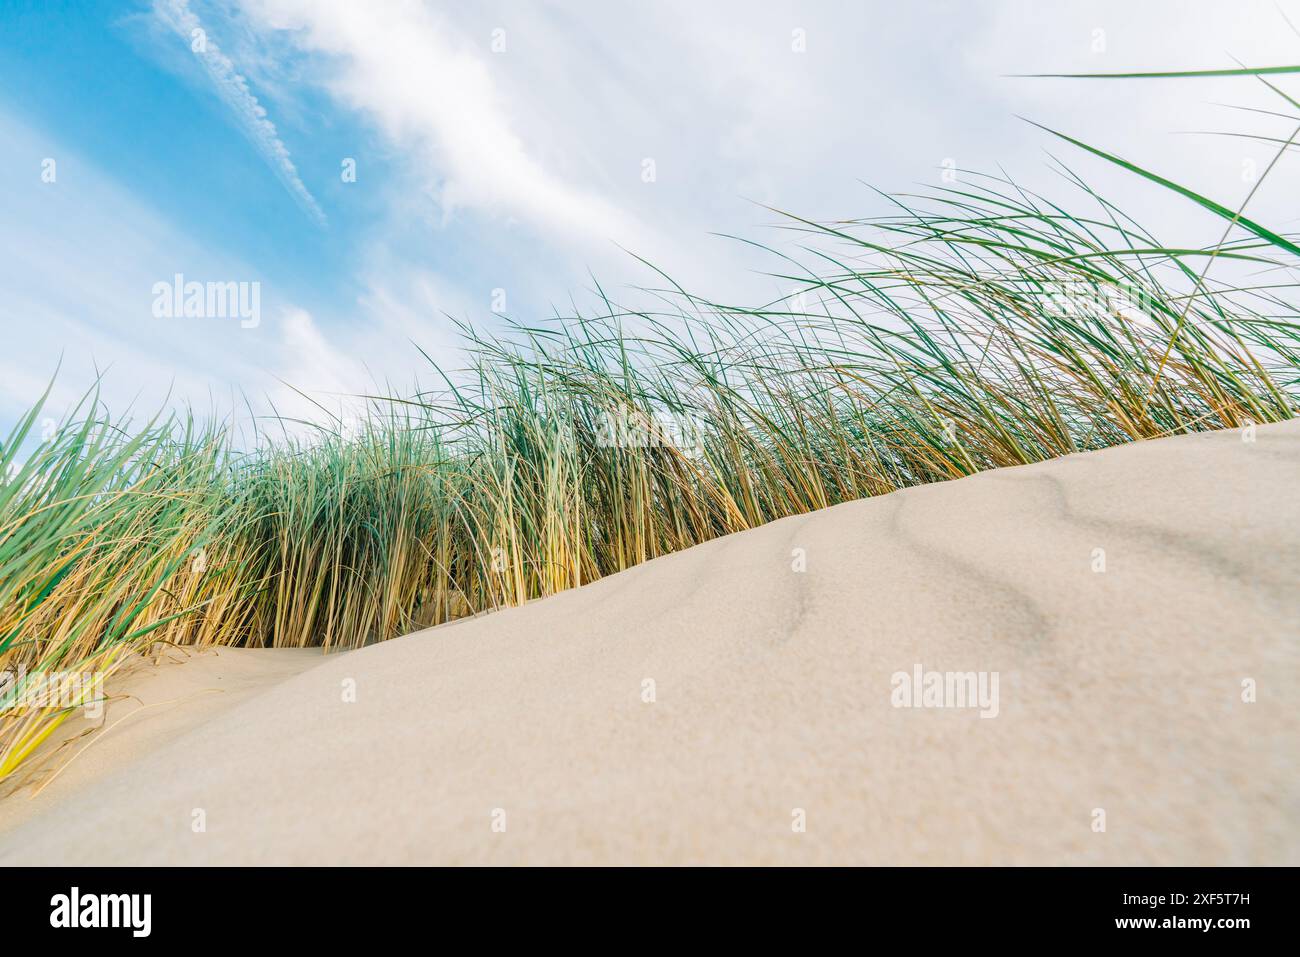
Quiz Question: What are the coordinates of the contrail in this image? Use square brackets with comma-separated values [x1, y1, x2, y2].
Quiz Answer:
[154, 0, 327, 227]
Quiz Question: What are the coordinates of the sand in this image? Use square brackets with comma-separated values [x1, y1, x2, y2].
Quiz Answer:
[0, 647, 324, 836]
[1, 422, 1296, 865]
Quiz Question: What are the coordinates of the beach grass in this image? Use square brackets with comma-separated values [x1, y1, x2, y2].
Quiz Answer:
[3, 78, 1299, 781]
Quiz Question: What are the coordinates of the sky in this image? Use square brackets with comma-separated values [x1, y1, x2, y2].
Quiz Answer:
[2, 0, 1299, 435]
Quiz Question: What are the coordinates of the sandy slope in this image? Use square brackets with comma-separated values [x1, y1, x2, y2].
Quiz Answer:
[1, 422, 1297, 865]
[0, 647, 323, 835]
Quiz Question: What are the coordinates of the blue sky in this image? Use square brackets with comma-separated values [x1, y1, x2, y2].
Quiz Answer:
[2, 2, 378, 319]
[2, 0, 1298, 435]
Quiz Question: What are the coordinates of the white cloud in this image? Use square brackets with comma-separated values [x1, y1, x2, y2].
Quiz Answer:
[242, 0, 644, 247]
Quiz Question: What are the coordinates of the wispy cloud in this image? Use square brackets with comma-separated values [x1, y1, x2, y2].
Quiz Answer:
[0, 107, 358, 433]
[154, 0, 326, 227]
[244, 0, 640, 246]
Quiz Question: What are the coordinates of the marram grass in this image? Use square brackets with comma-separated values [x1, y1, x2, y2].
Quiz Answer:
[2, 152, 1298, 782]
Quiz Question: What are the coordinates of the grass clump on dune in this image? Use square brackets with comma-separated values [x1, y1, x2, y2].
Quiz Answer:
[3, 79, 1300, 782]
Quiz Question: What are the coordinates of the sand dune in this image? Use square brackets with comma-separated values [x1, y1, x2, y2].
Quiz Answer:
[2, 422, 1297, 865]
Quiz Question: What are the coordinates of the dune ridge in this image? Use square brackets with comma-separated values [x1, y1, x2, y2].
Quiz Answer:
[2, 422, 1297, 865]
